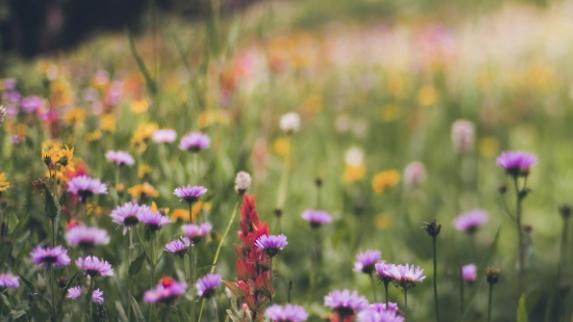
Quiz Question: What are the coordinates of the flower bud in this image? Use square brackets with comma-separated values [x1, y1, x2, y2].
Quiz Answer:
[423, 220, 441, 238]
[234, 171, 252, 195]
[404, 161, 426, 189]
[451, 119, 475, 154]
[486, 266, 500, 285]
[559, 204, 571, 220]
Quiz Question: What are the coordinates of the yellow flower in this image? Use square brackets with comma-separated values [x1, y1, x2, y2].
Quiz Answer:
[0, 172, 10, 192]
[382, 103, 401, 122]
[131, 122, 158, 146]
[100, 114, 116, 133]
[417, 84, 438, 107]
[375, 213, 393, 230]
[479, 137, 499, 158]
[343, 164, 366, 183]
[272, 137, 291, 159]
[86, 130, 102, 142]
[302, 94, 323, 116]
[171, 202, 211, 223]
[131, 99, 149, 114]
[138, 163, 152, 179]
[372, 170, 400, 194]
[198, 110, 230, 129]
[128, 182, 159, 200]
[41, 141, 74, 168]
[63, 108, 86, 126]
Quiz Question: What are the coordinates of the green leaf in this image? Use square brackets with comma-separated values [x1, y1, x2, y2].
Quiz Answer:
[43, 186, 58, 219]
[128, 252, 146, 276]
[114, 301, 129, 322]
[129, 296, 145, 322]
[517, 294, 528, 322]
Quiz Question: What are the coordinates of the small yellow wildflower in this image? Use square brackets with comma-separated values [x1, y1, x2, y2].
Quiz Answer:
[301, 94, 323, 116]
[100, 114, 116, 133]
[272, 137, 291, 159]
[382, 103, 401, 122]
[131, 122, 158, 146]
[0, 172, 10, 193]
[85, 130, 102, 142]
[41, 141, 74, 168]
[343, 164, 366, 183]
[372, 170, 400, 194]
[479, 137, 499, 158]
[131, 99, 149, 114]
[417, 84, 438, 107]
[198, 110, 230, 129]
[128, 182, 159, 200]
[171, 202, 211, 223]
[63, 108, 86, 126]
[138, 163, 152, 179]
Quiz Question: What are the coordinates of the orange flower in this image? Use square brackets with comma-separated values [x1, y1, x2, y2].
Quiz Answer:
[371, 170, 400, 194]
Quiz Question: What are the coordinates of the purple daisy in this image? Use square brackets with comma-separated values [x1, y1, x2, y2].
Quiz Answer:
[67, 175, 107, 202]
[105, 150, 135, 167]
[357, 308, 404, 322]
[164, 237, 191, 256]
[375, 262, 400, 282]
[265, 304, 309, 322]
[179, 132, 210, 152]
[354, 250, 382, 274]
[324, 289, 368, 317]
[30, 245, 71, 268]
[453, 209, 489, 233]
[196, 273, 222, 298]
[0, 273, 19, 289]
[76, 256, 114, 278]
[110, 202, 142, 228]
[390, 264, 426, 289]
[173, 185, 208, 203]
[181, 223, 212, 243]
[462, 264, 477, 283]
[301, 209, 333, 228]
[366, 302, 400, 314]
[496, 151, 537, 177]
[20, 95, 43, 113]
[152, 129, 177, 144]
[65, 225, 110, 247]
[66, 286, 83, 300]
[144, 277, 187, 304]
[91, 289, 104, 304]
[139, 206, 170, 231]
[255, 234, 288, 257]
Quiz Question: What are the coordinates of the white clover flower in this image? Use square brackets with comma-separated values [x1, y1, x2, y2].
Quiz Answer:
[279, 112, 300, 134]
[234, 171, 252, 194]
[345, 147, 364, 166]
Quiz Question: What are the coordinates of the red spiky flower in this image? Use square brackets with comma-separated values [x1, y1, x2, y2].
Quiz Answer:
[229, 194, 271, 320]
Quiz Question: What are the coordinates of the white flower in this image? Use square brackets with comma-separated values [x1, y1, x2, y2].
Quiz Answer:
[279, 112, 300, 134]
[345, 147, 364, 166]
[234, 171, 252, 194]
[451, 119, 474, 154]
[0, 105, 6, 123]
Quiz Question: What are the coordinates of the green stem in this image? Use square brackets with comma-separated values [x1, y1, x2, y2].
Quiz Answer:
[384, 280, 389, 307]
[210, 202, 239, 273]
[487, 284, 494, 322]
[198, 298, 205, 322]
[433, 236, 440, 322]
[459, 266, 464, 314]
[369, 273, 378, 302]
[50, 266, 56, 322]
[513, 177, 524, 293]
[51, 218, 56, 247]
[403, 289, 408, 321]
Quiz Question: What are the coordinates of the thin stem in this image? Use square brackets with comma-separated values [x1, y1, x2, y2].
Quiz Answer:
[384, 280, 389, 307]
[403, 289, 408, 321]
[211, 297, 219, 322]
[269, 257, 274, 303]
[198, 298, 205, 322]
[50, 266, 56, 322]
[513, 176, 524, 293]
[210, 202, 239, 273]
[51, 218, 56, 247]
[432, 237, 440, 322]
[487, 284, 494, 322]
[459, 266, 464, 314]
[369, 273, 378, 302]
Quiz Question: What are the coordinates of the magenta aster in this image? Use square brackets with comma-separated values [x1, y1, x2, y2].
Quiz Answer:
[105, 150, 135, 167]
[152, 129, 177, 144]
[453, 209, 488, 233]
[0, 273, 19, 289]
[324, 289, 368, 317]
[173, 185, 207, 203]
[75, 256, 114, 278]
[110, 202, 142, 228]
[144, 277, 187, 304]
[390, 264, 426, 289]
[255, 234, 288, 257]
[265, 304, 309, 322]
[195, 273, 222, 298]
[354, 250, 382, 274]
[30, 245, 71, 268]
[357, 307, 404, 322]
[496, 151, 537, 177]
[462, 264, 477, 283]
[20, 95, 43, 113]
[65, 225, 110, 247]
[67, 175, 107, 202]
[91, 289, 104, 304]
[179, 132, 210, 152]
[181, 223, 212, 243]
[301, 209, 333, 228]
[66, 286, 83, 300]
[164, 237, 191, 256]
[139, 206, 170, 231]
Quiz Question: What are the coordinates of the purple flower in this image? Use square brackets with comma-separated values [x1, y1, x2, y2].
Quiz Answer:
[164, 237, 191, 256]
[462, 264, 477, 283]
[139, 206, 170, 231]
[76, 256, 114, 278]
[324, 290, 368, 317]
[255, 234, 288, 257]
[179, 132, 210, 152]
[152, 129, 177, 144]
[91, 289, 104, 304]
[354, 250, 382, 274]
[173, 185, 207, 203]
[65, 225, 110, 247]
[375, 262, 399, 282]
[357, 306, 404, 322]
[110, 202, 142, 228]
[301, 209, 333, 228]
[144, 277, 187, 304]
[181, 223, 212, 243]
[366, 302, 400, 314]
[389, 264, 426, 289]
[453, 209, 488, 233]
[105, 150, 135, 167]
[265, 304, 309, 322]
[31, 245, 71, 268]
[66, 286, 83, 300]
[20, 96, 43, 113]
[67, 175, 107, 202]
[195, 273, 222, 298]
[496, 151, 537, 177]
[0, 273, 19, 289]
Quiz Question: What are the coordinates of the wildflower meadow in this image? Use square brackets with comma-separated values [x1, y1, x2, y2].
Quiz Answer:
[1, 0, 573, 321]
